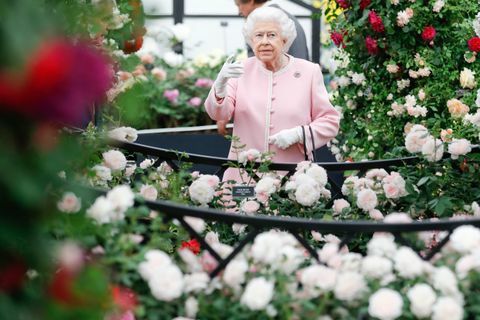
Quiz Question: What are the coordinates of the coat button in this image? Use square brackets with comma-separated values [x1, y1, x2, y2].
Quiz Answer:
[271, 97, 276, 101]
[269, 124, 274, 129]
[273, 82, 277, 86]
[270, 109, 275, 114]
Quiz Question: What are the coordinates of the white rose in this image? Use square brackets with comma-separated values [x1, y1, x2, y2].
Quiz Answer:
[367, 233, 397, 258]
[108, 126, 137, 142]
[86, 196, 114, 224]
[334, 271, 366, 301]
[460, 68, 476, 89]
[184, 216, 205, 233]
[149, 264, 184, 301]
[332, 198, 350, 215]
[450, 225, 480, 253]
[240, 277, 274, 310]
[102, 150, 127, 171]
[448, 139, 472, 159]
[183, 272, 209, 293]
[305, 165, 328, 187]
[188, 180, 215, 205]
[422, 136, 444, 162]
[361, 256, 392, 279]
[300, 265, 337, 297]
[472, 201, 480, 216]
[356, 189, 378, 211]
[394, 247, 424, 279]
[140, 184, 158, 201]
[57, 192, 81, 213]
[171, 23, 190, 42]
[185, 296, 198, 318]
[407, 283, 437, 318]
[255, 177, 277, 195]
[163, 51, 184, 67]
[92, 165, 112, 181]
[138, 250, 173, 281]
[140, 159, 154, 169]
[431, 296, 463, 320]
[432, 267, 459, 296]
[405, 130, 430, 153]
[368, 288, 403, 320]
[223, 259, 248, 288]
[107, 185, 135, 215]
[433, 0, 444, 12]
[295, 182, 320, 206]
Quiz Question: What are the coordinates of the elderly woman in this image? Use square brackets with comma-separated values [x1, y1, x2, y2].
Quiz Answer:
[205, 6, 340, 182]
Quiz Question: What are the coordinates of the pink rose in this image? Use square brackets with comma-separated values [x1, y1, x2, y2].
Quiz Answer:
[140, 184, 158, 201]
[194, 78, 214, 88]
[151, 68, 167, 81]
[163, 89, 179, 103]
[241, 200, 260, 214]
[140, 53, 154, 65]
[57, 192, 81, 213]
[188, 97, 202, 107]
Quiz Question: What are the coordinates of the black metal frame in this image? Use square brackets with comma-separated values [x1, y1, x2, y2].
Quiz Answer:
[102, 188, 480, 278]
[149, 0, 322, 63]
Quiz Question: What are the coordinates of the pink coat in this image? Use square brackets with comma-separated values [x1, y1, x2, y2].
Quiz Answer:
[205, 55, 340, 182]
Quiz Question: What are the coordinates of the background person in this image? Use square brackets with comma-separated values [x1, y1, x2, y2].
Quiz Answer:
[205, 6, 339, 182]
[216, 0, 309, 135]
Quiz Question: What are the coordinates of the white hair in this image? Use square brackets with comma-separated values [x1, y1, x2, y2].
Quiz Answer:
[242, 6, 297, 52]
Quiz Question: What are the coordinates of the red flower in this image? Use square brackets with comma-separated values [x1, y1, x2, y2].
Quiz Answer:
[421, 26, 436, 42]
[360, 0, 371, 10]
[48, 268, 81, 305]
[336, 0, 350, 9]
[0, 39, 113, 126]
[0, 260, 27, 293]
[112, 285, 137, 311]
[331, 31, 344, 47]
[368, 11, 385, 33]
[468, 37, 480, 52]
[365, 36, 379, 55]
[181, 239, 201, 255]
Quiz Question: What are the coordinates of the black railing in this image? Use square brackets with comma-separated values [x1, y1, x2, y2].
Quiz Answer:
[90, 186, 480, 278]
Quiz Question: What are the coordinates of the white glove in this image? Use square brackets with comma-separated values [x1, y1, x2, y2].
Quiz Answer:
[214, 54, 244, 98]
[268, 127, 303, 150]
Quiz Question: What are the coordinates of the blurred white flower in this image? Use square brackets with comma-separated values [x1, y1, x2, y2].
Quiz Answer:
[361, 256, 392, 279]
[102, 150, 127, 171]
[422, 136, 444, 162]
[57, 192, 81, 213]
[183, 272, 209, 293]
[241, 277, 274, 310]
[149, 264, 184, 301]
[367, 233, 397, 258]
[432, 267, 459, 296]
[170, 23, 190, 42]
[431, 296, 463, 320]
[433, 0, 445, 12]
[184, 216, 206, 233]
[407, 283, 437, 318]
[300, 265, 337, 298]
[334, 271, 366, 301]
[332, 199, 350, 215]
[394, 247, 424, 279]
[108, 127, 138, 142]
[356, 189, 378, 211]
[223, 259, 249, 289]
[185, 296, 198, 318]
[189, 180, 215, 205]
[163, 51, 184, 67]
[448, 138, 472, 159]
[140, 184, 158, 201]
[368, 288, 403, 320]
[138, 250, 173, 281]
[450, 225, 480, 253]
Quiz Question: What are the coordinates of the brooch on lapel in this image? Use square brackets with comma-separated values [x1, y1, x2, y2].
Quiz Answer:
[293, 71, 301, 78]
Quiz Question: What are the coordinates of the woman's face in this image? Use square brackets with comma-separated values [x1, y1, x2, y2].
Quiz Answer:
[251, 21, 286, 63]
